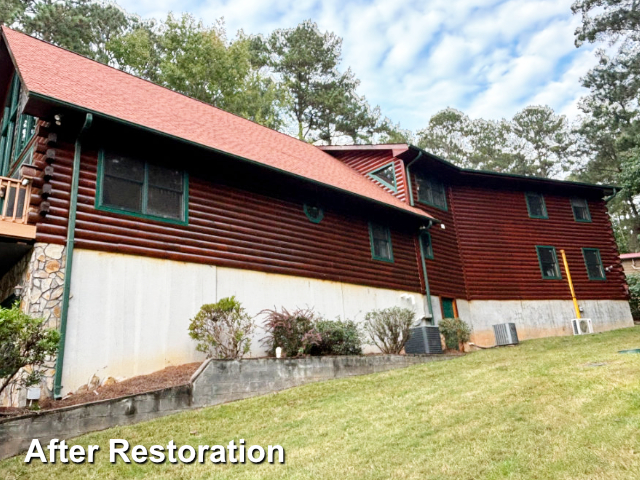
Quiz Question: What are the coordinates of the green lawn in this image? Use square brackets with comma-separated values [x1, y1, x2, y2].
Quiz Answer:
[2, 327, 640, 480]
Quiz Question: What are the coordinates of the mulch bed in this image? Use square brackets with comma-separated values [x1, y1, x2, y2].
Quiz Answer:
[0, 362, 202, 417]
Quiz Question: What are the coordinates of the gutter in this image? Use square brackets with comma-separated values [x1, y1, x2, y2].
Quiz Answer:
[404, 148, 433, 318]
[604, 186, 619, 203]
[405, 150, 422, 207]
[53, 112, 93, 399]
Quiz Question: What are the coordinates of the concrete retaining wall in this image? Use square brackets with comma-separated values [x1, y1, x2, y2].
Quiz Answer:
[0, 385, 191, 461]
[191, 354, 454, 407]
[0, 354, 455, 461]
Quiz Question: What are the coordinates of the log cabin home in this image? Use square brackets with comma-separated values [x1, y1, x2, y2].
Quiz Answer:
[0, 27, 633, 404]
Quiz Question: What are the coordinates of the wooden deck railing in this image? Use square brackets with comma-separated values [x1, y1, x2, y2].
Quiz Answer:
[0, 176, 36, 239]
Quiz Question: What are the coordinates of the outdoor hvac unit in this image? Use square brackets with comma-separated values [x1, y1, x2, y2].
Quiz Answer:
[571, 318, 593, 335]
[405, 326, 443, 354]
[493, 323, 519, 346]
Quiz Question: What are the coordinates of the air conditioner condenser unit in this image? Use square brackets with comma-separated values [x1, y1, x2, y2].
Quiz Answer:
[571, 318, 593, 335]
[405, 326, 443, 354]
[493, 323, 519, 346]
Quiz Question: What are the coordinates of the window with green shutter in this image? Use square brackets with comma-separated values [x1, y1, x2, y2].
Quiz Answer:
[415, 173, 447, 210]
[571, 198, 591, 222]
[367, 163, 397, 192]
[536, 246, 562, 280]
[369, 223, 394, 262]
[96, 150, 189, 225]
[525, 192, 547, 219]
[0, 74, 37, 176]
[582, 248, 606, 280]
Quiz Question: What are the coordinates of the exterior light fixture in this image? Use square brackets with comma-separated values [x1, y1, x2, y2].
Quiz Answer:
[54, 114, 63, 126]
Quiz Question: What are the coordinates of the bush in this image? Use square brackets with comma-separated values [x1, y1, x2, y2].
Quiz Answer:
[188, 297, 255, 359]
[363, 307, 415, 354]
[309, 319, 362, 356]
[0, 303, 60, 397]
[438, 317, 471, 351]
[627, 274, 640, 321]
[261, 307, 321, 357]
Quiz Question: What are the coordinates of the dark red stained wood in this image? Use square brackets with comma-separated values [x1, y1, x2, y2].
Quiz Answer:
[409, 171, 467, 300]
[451, 184, 627, 301]
[329, 150, 408, 202]
[34, 140, 424, 294]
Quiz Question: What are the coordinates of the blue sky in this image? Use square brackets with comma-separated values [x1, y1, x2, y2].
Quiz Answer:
[117, 0, 598, 131]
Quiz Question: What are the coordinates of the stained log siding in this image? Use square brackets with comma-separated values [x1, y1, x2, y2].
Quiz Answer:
[451, 184, 627, 301]
[34, 139, 423, 293]
[408, 168, 467, 300]
[330, 150, 408, 202]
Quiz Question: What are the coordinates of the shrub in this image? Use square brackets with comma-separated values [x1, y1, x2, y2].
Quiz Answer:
[439, 317, 471, 351]
[261, 307, 321, 357]
[0, 303, 60, 397]
[188, 296, 255, 359]
[363, 307, 415, 354]
[627, 274, 640, 321]
[309, 319, 362, 356]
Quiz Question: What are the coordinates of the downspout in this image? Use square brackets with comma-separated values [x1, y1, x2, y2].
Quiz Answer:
[604, 187, 619, 203]
[405, 150, 422, 207]
[54, 113, 93, 399]
[407, 149, 433, 319]
[419, 221, 434, 319]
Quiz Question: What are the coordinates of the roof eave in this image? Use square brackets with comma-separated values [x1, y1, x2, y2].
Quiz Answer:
[26, 91, 436, 224]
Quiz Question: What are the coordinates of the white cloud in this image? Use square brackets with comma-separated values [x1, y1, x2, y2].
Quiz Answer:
[116, 0, 599, 130]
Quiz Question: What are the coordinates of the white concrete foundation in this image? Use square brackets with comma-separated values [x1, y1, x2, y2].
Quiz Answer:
[62, 249, 427, 394]
[459, 298, 634, 346]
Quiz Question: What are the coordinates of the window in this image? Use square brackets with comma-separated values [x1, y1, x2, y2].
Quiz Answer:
[525, 192, 547, 219]
[0, 74, 37, 176]
[536, 246, 562, 280]
[367, 163, 397, 192]
[303, 203, 324, 223]
[571, 198, 591, 222]
[420, 231, 433, 259]
[369, 223, 394, 262]
[416, 173, 447, 210]
[582, 248, 606, 280]
[97, 150, 188, 224]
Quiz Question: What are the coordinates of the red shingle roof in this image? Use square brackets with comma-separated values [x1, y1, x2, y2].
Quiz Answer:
[1, 27, 433, 221]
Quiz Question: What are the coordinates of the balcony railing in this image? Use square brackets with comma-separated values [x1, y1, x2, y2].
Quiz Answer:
[0, 176, 36, 240]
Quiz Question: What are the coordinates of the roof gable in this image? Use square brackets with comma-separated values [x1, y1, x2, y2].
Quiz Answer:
[1, 27, 433, 221]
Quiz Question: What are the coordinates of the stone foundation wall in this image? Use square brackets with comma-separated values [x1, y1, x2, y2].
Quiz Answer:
[0, 242, 67, 406]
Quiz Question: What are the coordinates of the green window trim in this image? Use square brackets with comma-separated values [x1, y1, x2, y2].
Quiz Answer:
[0, 74, 37, 176]
[367, 162, 398, 193]
[303, 203, 324, 223]
[415, 173, 448, 211]
[368, 222, 394, 263]
[95, 149, 189, 226]
[582, 248, 606, 281]
[571, 198, 591, 222]
[536, 245, 562, 280]
[525, 192, 548, 219]
[420, 231, 433, 260]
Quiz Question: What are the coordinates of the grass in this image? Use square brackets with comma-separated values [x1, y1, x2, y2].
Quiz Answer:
[2, 327, 640, 479]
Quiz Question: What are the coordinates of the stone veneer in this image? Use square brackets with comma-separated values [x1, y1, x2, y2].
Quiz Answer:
[0, 242, 67, 406]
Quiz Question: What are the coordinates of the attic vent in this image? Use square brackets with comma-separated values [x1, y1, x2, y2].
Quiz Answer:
[493, 323, 519, 346]
[405, 326, 443, 354]
[571, 318, 593, 335]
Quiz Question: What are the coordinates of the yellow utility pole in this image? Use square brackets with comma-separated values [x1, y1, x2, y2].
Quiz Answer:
[560, 249, 581, 319]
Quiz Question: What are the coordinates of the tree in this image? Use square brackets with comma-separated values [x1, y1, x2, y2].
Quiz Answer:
[2, 0, 137, 64]
[0, 303, 60, 398]
[259, 20, 381, 143]
[510, 106, 574, 177]
[416, 108, 470, 165]
[107, 14, 284, 130]
[571, 0, 640, 251]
